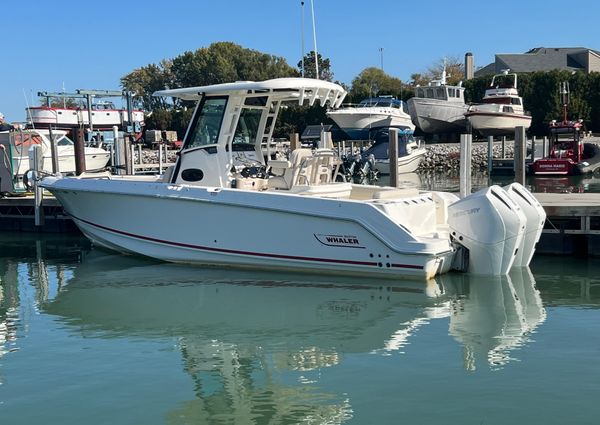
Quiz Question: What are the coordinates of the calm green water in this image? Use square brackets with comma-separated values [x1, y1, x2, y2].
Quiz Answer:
[1, 233, 599, 424]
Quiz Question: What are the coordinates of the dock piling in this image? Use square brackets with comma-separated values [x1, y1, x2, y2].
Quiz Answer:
[389, 128, 398, 187]
[487, 135, 493, 174]
[459, 134, 472, 197]
[514, 126, 526, 185]
[31, 145, 45, 227]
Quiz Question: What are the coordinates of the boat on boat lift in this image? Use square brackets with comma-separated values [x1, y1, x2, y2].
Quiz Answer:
[40, 78, 545, 280]
[465, 70, 531, 136]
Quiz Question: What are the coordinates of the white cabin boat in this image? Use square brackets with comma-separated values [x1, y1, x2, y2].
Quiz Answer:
[465, 71, 531, 136]
[0, 129, 110, 177]
[40, 78, 545, 280]
[326, 96, 414, 139]
[406, 66, 469, 134]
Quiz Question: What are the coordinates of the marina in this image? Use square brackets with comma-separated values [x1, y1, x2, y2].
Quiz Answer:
[3, 1, 600, 423]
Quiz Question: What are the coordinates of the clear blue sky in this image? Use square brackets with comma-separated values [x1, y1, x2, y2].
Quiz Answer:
[1, 0, 600, 122]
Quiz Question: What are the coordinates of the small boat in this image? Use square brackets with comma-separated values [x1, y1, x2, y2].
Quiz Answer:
[465, 70, 531, 136]
[326, 96, 414, 140]
[0, 128, 110, 178]
[41, 78, 545, 280]
[406, 64, 469, 134]
[361, 127, 427, 175]
[530, 83, 600, 175]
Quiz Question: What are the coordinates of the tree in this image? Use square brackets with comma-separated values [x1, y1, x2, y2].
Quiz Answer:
[349, 67, 408, 102]
[297, 51, 334, 81]
[121, 60, 173, 111]
[171, 42, 298, 89]
[411, 57, 464, 87]
[121, 42, 299, 134]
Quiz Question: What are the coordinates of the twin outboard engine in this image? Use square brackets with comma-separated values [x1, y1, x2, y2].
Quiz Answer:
[447, 183, 545, 275]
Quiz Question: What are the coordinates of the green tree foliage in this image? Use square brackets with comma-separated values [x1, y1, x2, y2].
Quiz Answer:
[171, 42, 298, 89]
[297, 51, 333, 81]
[121, 42, 299, 137]
[121, 60, 173, 111]
[348, 67, 411, 102]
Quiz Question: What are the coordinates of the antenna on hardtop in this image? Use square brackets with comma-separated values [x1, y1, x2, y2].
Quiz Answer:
[300, 1, 305, 77]
[560, 81, 570, 122]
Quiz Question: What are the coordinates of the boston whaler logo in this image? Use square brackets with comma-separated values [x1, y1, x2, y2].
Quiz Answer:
[314, 233, 365, 249]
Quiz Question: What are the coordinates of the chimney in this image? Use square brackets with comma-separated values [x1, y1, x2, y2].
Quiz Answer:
[465, 52, 474, 80]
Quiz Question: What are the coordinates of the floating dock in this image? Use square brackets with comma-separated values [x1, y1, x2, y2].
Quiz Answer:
[1, 192, 599, 257]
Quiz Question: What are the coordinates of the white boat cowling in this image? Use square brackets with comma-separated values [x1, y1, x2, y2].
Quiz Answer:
[447, 186, 527, 275]
[502, 182, 546, 267]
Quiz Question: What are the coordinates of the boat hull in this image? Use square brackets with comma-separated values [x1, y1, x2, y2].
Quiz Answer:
[27, 107, 144, 128]
[465, 112, 532, 136]
[373, 148, 427, 174]
[406, 98, 469, 134]
[41, 178, 455, 280]
[530, 143, 600, 175]
[327, 111, 415, 139]
[13, 148, 110, 175]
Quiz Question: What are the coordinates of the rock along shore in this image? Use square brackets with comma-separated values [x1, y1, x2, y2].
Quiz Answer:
[418, 141, 514, 172]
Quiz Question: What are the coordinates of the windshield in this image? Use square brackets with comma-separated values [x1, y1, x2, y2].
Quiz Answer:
[233, 108, 262, 150]
[184, 97, 228, 149]
[57, 135, 74, 146]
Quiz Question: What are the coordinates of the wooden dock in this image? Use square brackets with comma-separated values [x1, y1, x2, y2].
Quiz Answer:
[533, 192, 600, 256]
[1, 191, 599, 257]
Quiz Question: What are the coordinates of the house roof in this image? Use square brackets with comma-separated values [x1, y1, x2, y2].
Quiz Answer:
[475, 47, 600, 77]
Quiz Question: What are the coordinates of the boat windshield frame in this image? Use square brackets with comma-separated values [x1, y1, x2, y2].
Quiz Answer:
[182, 95, 229, 151]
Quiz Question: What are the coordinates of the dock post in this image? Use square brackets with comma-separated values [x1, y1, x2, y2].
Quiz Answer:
[158, 143, 164, 173]
[290, 133, 300, 151]
[112, 126, 121, 175]
[487, 135, 493, 174]
[74, 129, 86, 175]
[31, 145, 45, 227]
[531, 136, 537, 160]
[501, 136, 507, 158]
[389, 128, 399, 187]
[130, 144, 137, 175]
[514, 126, 526, 185]
[459, 133, 472, 198]
[543, 136, 549, 157]
[48, 125, 59, 173]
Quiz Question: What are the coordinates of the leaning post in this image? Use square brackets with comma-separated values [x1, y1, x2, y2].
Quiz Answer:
[389, 128, 399, 187]
[459, 133, 472, 198]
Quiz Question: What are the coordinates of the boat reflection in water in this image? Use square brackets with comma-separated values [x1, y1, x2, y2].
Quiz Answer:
[443, 268, 546, 370]
[10, 246, 545, 422]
